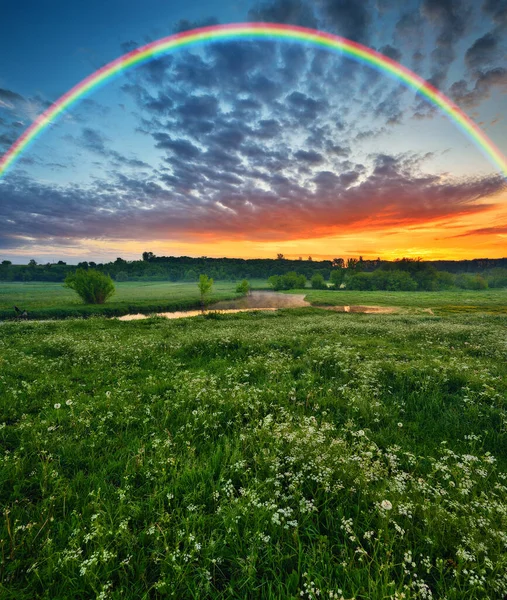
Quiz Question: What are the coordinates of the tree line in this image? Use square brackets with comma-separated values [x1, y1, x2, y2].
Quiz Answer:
[1, 254, 506, 289]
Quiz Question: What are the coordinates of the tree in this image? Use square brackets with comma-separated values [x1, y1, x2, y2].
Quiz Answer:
[311, 273, 327, 289]
[330, 269, 345, 289]
[332, 258, 344, 268]
[28, 259, 37, 267]
[346, 258, 358, 270]
[64, 268, 115, 304]
[1, 260, 12, 267]
[142, 251, 155, 262]
[236, 279, 250, 295]
[115, 271, 129, 282]
[276, 253, 285, 260]
[197, 274, 213, 309]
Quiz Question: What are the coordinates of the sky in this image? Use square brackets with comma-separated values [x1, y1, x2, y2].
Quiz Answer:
[0, 0, 506, 263]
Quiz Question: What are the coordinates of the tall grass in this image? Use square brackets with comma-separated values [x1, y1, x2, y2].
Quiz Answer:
[1, 309, 506, 598]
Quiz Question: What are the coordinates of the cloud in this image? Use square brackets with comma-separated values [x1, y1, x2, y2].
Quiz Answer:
[0, 88, 25, 109]
[2, 154, 504, 248]
[421, 0, 472, 84]
[451, 224, 507, 237]
[450, 67, 507, 108]
[317, 0, 371, 43]
[248, 0, 318, 27]
[173, 17, 220, 33]
[153, 134, 202, 160]
[294, 149, 324, 163]
[379, 44, 402, 62]
[465, 32, 501, 70]
[70, 127, 150, 169]
[482, 0, 507, 28]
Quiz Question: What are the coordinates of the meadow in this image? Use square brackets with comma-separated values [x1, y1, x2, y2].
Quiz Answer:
[300, 288, 507, 315]
[1, 303, 506, 599]
[0, 281, 258, 320]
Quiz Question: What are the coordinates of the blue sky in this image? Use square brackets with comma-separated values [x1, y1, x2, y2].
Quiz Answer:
[1, 0, 506, 262]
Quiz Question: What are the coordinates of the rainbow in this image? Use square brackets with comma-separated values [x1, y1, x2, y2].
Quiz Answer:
[1, 22, 506, 179]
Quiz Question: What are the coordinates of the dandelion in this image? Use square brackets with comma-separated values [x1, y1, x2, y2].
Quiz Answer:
[66, 399, 73, 406]
[54, 403, 61, 409]
[381, 500, 393, 510]
[398, 422, 403, 428]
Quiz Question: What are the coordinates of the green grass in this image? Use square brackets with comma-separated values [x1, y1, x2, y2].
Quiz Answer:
[1, 307, 506, 599]
[0, 281, 266, 320]
[299, 288, 507, 314]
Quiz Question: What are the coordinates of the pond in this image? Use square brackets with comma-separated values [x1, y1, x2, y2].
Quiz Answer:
[117, 291, 397, 320]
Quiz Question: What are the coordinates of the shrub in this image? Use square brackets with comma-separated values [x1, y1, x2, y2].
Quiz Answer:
[64, 269, 115, 304]
[456, 273, 488, 290]
[386, 270, 417, 291]
[268, 272, 306, 291]
[311, 273, 327, 289]
[236, 279, 250, 295]
[330, 269, 345, 289]
[345, 272, 371, 290]
[198, 274, 214, 308]
[115, 271, 129, 282]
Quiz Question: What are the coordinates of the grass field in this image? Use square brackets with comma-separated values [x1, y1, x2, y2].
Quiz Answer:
[0, 281, 263, 320]
[299, 288, 507, 315]
[1, 306, 506, 599]
[1, 282, 506, 321]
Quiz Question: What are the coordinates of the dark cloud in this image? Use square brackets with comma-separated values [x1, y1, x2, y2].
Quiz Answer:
[317, 0, 371, 43]
[0, 88, 25, 106]
[379, 44, 402, 62]
[173, 17, 219, 34]
[294, 149, 324, 164]
[248, 0, 318, 27]
[153, 134, 202, 160]
[450, 67, 507, 108]
[120, 40, 138, 54]
[482, 0, 507, 28]
[1, 158, 503, 246]
[72, 127, 150, 169]
[176, 94, 219, 120]
[80, 128, 109, 154]
[465, 32, 501, 70]
[421, 0, 472, 84]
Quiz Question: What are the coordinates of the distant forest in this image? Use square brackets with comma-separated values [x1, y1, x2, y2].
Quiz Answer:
[1, 254, 507, 290]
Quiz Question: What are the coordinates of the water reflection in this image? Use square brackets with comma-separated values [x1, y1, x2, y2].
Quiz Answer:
[117, 291, 396, 321]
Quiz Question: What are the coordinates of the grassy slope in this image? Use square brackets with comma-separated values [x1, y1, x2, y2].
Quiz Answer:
[0, 281, 264, 320]
[1, 309, 506, 599]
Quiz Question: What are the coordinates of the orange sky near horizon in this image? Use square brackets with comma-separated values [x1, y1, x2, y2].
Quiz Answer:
[10, 189, 507, 263]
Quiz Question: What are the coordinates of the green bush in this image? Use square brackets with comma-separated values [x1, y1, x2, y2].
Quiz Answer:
[236, 279, 250, 295]
[198, 274, 214, 308]
[456, 273, 488, 290]
[345, 272, 372, 290]
[311, 273, 327, 289]
[268, 272, 306, 291]
[64, 269, 115, 304]
[115, 271, 129, 282]
[330, 269, 345, 289]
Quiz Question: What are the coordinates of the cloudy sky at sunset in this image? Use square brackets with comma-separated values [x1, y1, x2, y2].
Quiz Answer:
[1, 0, 506, 263]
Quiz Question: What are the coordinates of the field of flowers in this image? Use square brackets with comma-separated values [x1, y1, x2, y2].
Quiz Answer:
[1, 308, 506, 599]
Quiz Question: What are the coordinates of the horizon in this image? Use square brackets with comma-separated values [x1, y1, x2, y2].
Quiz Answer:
[1, 1, 507, 261]
[3, 253, 507, 267]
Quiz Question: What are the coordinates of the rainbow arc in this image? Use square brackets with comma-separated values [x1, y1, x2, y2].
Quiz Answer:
[1, 22, 506, 179]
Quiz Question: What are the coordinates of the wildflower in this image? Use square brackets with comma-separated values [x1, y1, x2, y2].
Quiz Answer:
[381, 500, 393, 510]
[54, 403, 61, 409]
[66, 399, 73, 406]
[398, 422, 403, 428]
